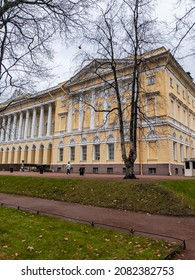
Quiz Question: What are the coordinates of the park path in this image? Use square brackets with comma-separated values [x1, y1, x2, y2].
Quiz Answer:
[0, 192, 195, 260]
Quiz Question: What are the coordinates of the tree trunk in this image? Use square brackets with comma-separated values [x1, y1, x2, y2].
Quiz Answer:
[123, 158, 137, 179]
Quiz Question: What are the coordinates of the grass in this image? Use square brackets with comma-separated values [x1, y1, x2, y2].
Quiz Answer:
[0, 175, 195, 215]
[0, 207, 177, 260]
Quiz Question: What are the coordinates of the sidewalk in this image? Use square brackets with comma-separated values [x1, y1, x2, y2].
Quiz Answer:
[0, 192, 195, 260]
[0, 170, 194, 181]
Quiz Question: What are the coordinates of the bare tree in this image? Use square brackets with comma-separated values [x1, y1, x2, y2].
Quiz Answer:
[0, 0, 94, 97]
[173, 0, 195, 57]
[76, 0, 162, 179]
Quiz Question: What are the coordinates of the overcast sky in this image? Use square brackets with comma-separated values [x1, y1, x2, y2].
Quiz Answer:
[49, 0, 194, 90]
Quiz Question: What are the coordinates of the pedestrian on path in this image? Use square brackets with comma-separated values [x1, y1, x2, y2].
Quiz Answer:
[65, 162, 71, 174]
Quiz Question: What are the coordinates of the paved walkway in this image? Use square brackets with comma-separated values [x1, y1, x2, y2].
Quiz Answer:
[1, 170, 195, 181]
[0, 192, 195, 260]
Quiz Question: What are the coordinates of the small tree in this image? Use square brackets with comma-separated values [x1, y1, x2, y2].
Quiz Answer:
[77, 0, 161, 179]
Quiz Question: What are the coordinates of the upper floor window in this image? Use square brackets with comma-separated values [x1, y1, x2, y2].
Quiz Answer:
[108, 143, 114, 160]
[58, 148, 64, 162]
[61, 100, 66, 107]
[94, 144, 100, 160]
[177, 84, 180, 93]
[70, 146, 75, 161]
[146, 75, 156, 85]
[170, 78, 173, 88]
[81, 145, 87, 161]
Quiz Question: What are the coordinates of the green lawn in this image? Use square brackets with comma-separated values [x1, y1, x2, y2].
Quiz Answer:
[0, 175, 189, 260]
[0, 207, 176, 260]
[0, 175, 194, 215]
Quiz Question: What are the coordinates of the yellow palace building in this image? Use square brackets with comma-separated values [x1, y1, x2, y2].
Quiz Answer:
[0, 47, 195, 175]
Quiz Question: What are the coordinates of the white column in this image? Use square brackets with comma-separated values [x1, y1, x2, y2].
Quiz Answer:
[31, 107, 37, 138]
[5, 115, 11, 141]
[46, 103, 52, 137]
[104, 94, 108, 128]
[90, 94, 95, 130]
[38, 106, 44, 137]
[67, 99, 72, 133]
[11, 114, 17, 140]
[24, 110, 30, 139]
[1, 117, 6, 142]
[78, 98, 83, 132]
[18, 112, 23, 140]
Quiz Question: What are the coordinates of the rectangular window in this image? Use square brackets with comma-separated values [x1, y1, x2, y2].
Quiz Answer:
[148, 168, 156, 174]
[177, 106, 181, 122]
[186, 146, 189, 158]
[94, 144, 100, 160]
[185, 161, 190, 169]
[148, 141, 157, 159]
[180, 144, 183, 161]
[170, 77, 173, 87]
[70, 146, 75, 161]
[107, 167, 113, 174]
[193, 162, 195, 169]
[173, 142, 177, 161]
[81, 145, 87, 161]
[175, 168, 178, 175]
[108, 143, 114, 160]
[146, 75, 156, 85]
[147, 98, 156, 117]
[61, 100, 66, 107]
[171, 100, 174, 117]
[59, 148, 63, 162]
[177, 84, 180, 93]
[93, 167, 99, 174]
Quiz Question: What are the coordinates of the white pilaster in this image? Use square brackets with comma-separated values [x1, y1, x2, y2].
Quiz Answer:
[104, 93, 108, 128]
[1, 117, 6, 142]
[38, 106, 44, 138]
[11, 114, 17, 141]
[78, 97, 83, 132]
[46, 103, 52, 137]
[90, 94, 95, 130]
[5, 115, 11, 142]
[31, 107, 37, 138]
[18, 112, 23, 140]
[67, 99, 72, 133]
[24, 110, 30, 139]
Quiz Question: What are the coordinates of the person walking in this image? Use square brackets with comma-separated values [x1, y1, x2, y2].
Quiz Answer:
[66, 161, 71, 174]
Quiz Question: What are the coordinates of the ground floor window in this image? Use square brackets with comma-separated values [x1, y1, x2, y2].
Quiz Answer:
[70, 146, 75, 161]
[94, 144, 100, 160]
[107, 143, 114, 160]
[58, 148, 63, 162]
[107, 167, 113, 174]
[173, 142, 177, 161]
[93, 167, 99, 174]
[185, 161, 190, 169]
[148, 167, 156, 174]
[81, 145, 87, 161]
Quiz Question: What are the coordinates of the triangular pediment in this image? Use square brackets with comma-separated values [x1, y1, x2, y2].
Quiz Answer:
[64, 58, 129, 87]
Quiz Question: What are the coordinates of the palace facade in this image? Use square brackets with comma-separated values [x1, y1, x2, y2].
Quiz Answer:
[0, 47, 195, 175]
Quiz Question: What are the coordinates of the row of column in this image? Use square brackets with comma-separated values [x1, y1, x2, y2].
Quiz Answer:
[0, 103, 53, 142]
[67, 93, 110, 133]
